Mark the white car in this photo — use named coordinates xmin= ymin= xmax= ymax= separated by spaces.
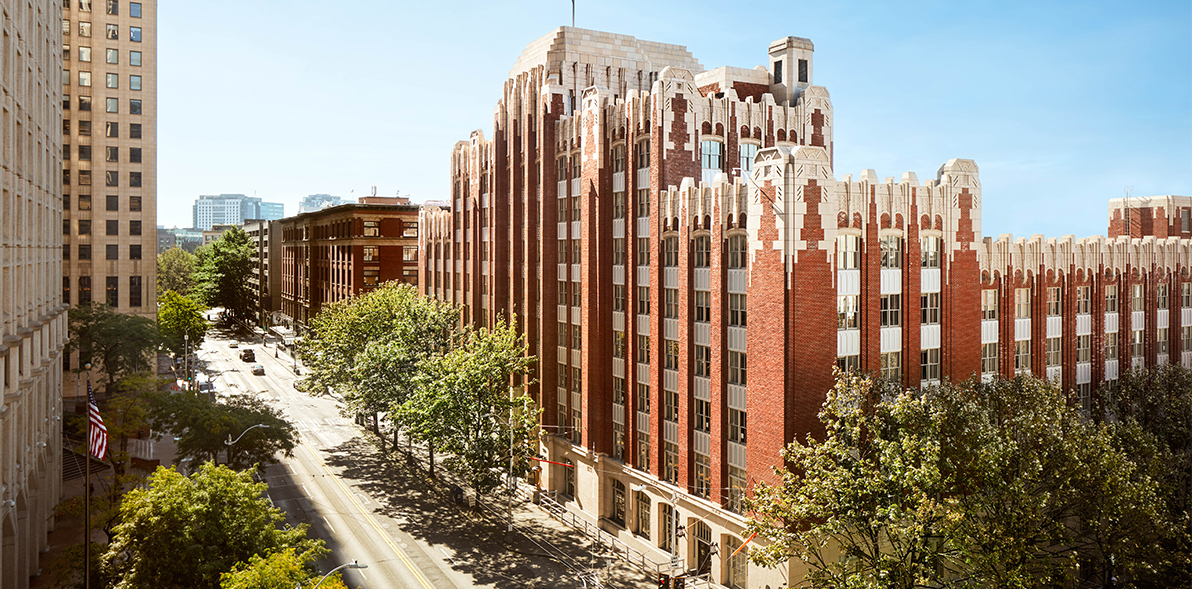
xmin=251 ymin=364 xmax=265 ymax=376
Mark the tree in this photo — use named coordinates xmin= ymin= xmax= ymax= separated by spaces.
xmin=68 ymin=303 xmax=163 ymax=394
xmin=158 ymin=246 xmax=197 ymax=296
xmin=400 ymin=316 xmax=539 ymax=496
xmin=746 ymin=373 xmax=1169 ymax=589
xmin=158 ymin=290 xmax=209 ymax=358
xmin=151 ymin=392 xmax=298 ymax=469
xmin=193 ymin=226 xmax=256 ymax=320
xmin=299 ymin=282 xmax=458 ymax=451
xmin=102 ymin=463 xmax=324 ymax=589
xmin=220 ymin=548 xmax=348 ymax=589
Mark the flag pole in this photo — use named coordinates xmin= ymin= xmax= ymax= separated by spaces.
xmin=84 ymin=364 xmax=91 ymax=589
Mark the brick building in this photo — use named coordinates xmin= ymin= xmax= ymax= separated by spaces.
xmin=420 ymin=27 xmax=1189 ymax=588
xmin=277 ymin=197 xmax=420 ymax=330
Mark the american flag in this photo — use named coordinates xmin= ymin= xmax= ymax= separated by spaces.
xmin=87 ymin=378 xmax=107 ymax=460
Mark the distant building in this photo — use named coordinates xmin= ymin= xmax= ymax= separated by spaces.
xmin=202 ymin=224 xmax=234 ymax=245
xmin=192 ymin=194 xmax=284 ymax=230
xmin=298 ymin=193 xmax=354 ymax=213
xmin=243 ymin=220 xmax=281 ymax=326
xmin=277 ymin=198 xmax=420 ymax=329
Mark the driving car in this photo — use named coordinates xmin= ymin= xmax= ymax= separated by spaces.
xmin=250 ymin=364 xmax=265 ymax=376
xmin=240 ymin=348 xmax=255 ymax=362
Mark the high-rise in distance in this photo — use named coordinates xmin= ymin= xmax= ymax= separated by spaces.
xmin=60 ymin=0 xmax=155 ymax=326
xmin=421 ymin=27 xmax=1190 ymax=587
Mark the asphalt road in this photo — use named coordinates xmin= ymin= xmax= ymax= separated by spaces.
xmin=196 ymin=330 xmax=462 ymax=589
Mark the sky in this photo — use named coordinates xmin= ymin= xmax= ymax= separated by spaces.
xmin=158 ymin=0 xmax=1191 ymax=238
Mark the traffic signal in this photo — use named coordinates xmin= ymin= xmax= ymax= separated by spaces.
xmin=657 ymin=572 xmax=670 ymax=589
xmin=673 ymin=576 xmax=686 ymax=589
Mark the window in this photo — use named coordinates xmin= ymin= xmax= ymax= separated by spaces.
xmin=362 ymin=269 xmax=380 ymax=287
xmin=64 ymin=276 xmax=71 ymax=303
xmin=106 ymin=276 xmax=119 ymax=306
xmin=129 ymin=26 xmax=141 ymax=42
xmin=881 ymin=351 xmax=901 ymax=381
xmin=62 ymin=68 xmax=70 ymax=86
xmin=78 ymin=46 xmax=91 ymax=62
xmin=727 ymin=466 xmax=747 ymax=515
xmin=739 ymin=143 xmax=758 ymax=174
xmin=402 ymin=245 xmax=418 ymax=262
xmin=921 ymin=348 xmax=941 ymax=381
xmin=563 ymin=459 xmax=575 ymax=497
xmin=130 ymin=148 xmax=142 ymax=163
xmin=1015 ymin=288 xmax=1032 ymax=319
xmin=129 ymin=245 xmax=142 ymax=260
xmin=1132 ymin=284 xmax=1144 ymax=312
xmin=728 ymin=293 xmax=747 ymax=327
xmin=105 ymin=171 xmax=118 ymax=187
xmin=79 ymin=21 xmax=91 ymax=37
xmin=64 ymin=92 xmax=71 ymax=110
xmin=637 ymin=286 xmax=650 ymax=315
xmin=637 ymin=334 xmax=650 ymax=364
xmin=663 ymin=443 xmax=679 ymax=485
xmin=981 ymin=343 xmax=998 ymax=374
xmin=880 ymin=235 xmax=903 ymax=268
xmin=106 ymin=48 xmax=117 ymax=64
xmin=106 ymin=146 xmax=119 ymax=162
xmin=1105 ymin=285 xmax=1119 ymax=313
xmin=130 ymin=51 xmax=141 ymax=66
xmin=1076 ymin=334 xmax=1091 ymax=363
xmin=612 ymin=144 xmax=625 ymax=173
xmin=106 ymin=72 xmax=118 ymax=88
xmin=694 ymin=345 xmax=711 ymax=378
xmin=402 ymin=221 xmax=418 ymax=238
xmin=572 ymin=324 xmax=582 ymax=350
xmin=660 ymin=502 xmax=679 ymax=552
xmin=636 ymin=237 xmax=649 ymax=266
xmin=79 ymin=196 xmax=92 ymax=211
xmin=63 ymin=20 xmax=71 ymax=35
xmin=774 ymin=59 xmax=783 ymax=84
xmin=1015 ymin=340 xmax=1031 ymax=372
xmin=105 ymin=23 xmax=118 ymax=40
xmin=612 ymin=284 xmax=625 ymax=313
xmin=106 ymin=244 xmax=118 ymax=260
xmin=1183 ymin=326 xmax=1192 ymax=352
xmin=726 ymin=535 xmax=748 ymax=589
xmin=105 ymin=97 xmax=117 ymax=112
xmin=613 ymin=421 xmax=625 ymax=461
xmin=79 ymin=245 xmax=91 ymax=260
xmin=663 ymin=236 xmax=678 ymax=267
xmin=1047 ymin=287 xmax=1061 ymax=316
xmin=921 ymin=292 xmax=940 ymax=325
xmin=130 ymin=2 xmax=141 ymax=17
xmin=105 ymin=121 xmax=118 ymax=138
xmin=130 ymin=75 xmax=141 ymax=90
xmin=664 ymin=288 xmax=678 ymax=319
xmin=1069 ymin=285 xmax=1089 ymax=314
xmin=130 ymin=123 xmax=142 ymax=139
xmin=1046 ymin=337 xmax=1061 ymax=367
xmin=611 ymin=238 xmax=625 ymax=266
xmin=1158 ymin=284 xmax=1170 ymax=310
xmin=880 ymin=294 xmax=901 ymax=327
xmin=693 ymin=236 xmax=711 ymax=268
xmin=921 ymin=236 xmax=942 ymax=268
xmin=837 ymin=294 xmax=859 ymax=329
xmin=728 ymin=407 xmax=746 ymax=444
xmin=130 ymin=99 xmax=142 ymax=115
xmin=363 ymin=220 xmax=379 ymax=236
xmin=78 ymin=145 xmax=91 ymax=161
xmin=1105 ymin=332 xmax=1119 ymax=360
xmin=836 ymin=234 xmax=860 ymax=269
xmin=636 ymin=188 xmax=650 ymax=218
xmin=612 ymin=331 xmax=626 ymax=359
xmin=106 ymin=219 xmax=118 ymax=235
xmin=79 ymin=276 xmax=92 ymax=304
xmin=700 ymin=140 xmax=723 ymax=171
xmin=1132 ymin=330 xmax=1144 ymax=358
xmin=105 ymin=0 xmax=117 ymax=15
xmin=129 ymin=220 xmax=141 ymax=235
xmin=798 ymin=58 xmax=809 ymax=83
xmin=982 ymin=289 xmax=998 ymax=320
xmin=694 ymin=290 xmax=711 ymax=322
xmin=694 ymin=397 xmax=711 ymax=432
xmin=634 ymin=491 xmax=650 ymax=539
xmin=636 ymin=139 xmax=650 ymax=169
xmin=613 ymin=191 xmax=626 ymax=219
xmin=79 ymin=217 xmax=93 ymax=234
xmin=728 ymin=351 xmax=746 ymax=385
xmin=728 ymin=234 xmax=748 ymax=269
xmin=610 ymin=480 xmax=626 ymax=527
xmin=637 ymin=382 xmax=651 ymax=413
xmin=78 ymin=71 xmax=91 ymax=86
xmin=129 ymin=195 xmax=141 ymax=211
xmin=80 ymin=0 xmax=92 ymax=12
xmin=694 ymin=455 xmax=711 ymax=499
xmin=1158 ymin=328 xmax=1169 ymax=355
xmin=1184 ymin=283 xmax=1192 ymax=309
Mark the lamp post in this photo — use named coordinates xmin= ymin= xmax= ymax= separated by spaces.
xmin=634 ymin=483 xmax=683 ymax=573
xmin=307 ymin=560 xmax=367 ymax=589
xmin=224 ymin=424 xmax=269 ymax=467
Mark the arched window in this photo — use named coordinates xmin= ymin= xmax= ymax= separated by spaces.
xmin=727 ymin=235 xmax=748 ymax=269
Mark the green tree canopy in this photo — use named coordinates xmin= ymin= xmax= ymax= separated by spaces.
xmin=193 ymin=226 xmax=256 ymax=320
xmin=219 ymin=547 xmax=347 ymax=589
xmin=102 ymin=463 xmax=324 ymax=589
xmin=151 ymin=392 xmax=298 ymax=470
xmin=158 ymin=246 xmax=197 ymax=296
xmin=158 ymin=290 xmax=209 ymax=358
xmin=746 ymin=373 xmax=1174 ymax=589
xmin=68 ymin=302 xmax=163 ymax=394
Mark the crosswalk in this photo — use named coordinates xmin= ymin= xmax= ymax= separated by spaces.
xmin=291 ymin=417 xmax=353 ymax=432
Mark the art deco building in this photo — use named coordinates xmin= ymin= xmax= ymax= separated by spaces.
xmin=60 ymin=0 xmax=156 ymax=328
xmin=1 ymin=1 xmax=70 ymax=586
xmin=421 ymin=27 xmax=1190 ymax=587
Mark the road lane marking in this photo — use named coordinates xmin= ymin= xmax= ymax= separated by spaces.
xmin=323 ymin=516 xmax=336 ymax=533
xmin=300 ymin=440 xmax=434 ymax=589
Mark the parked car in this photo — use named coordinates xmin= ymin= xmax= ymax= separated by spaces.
xmin=240 ymin=348 xmax=255 ymax=362
xmin=228 ymin=342 xmax=239 ymax=349
xmin=250 ymin=364 xmax=265 ymax=376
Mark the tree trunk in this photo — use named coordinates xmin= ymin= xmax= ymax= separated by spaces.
xmin=428 ymin=442 xmax=435 ymax=478
xmin=393 ymin=425 xmax=400 ymax=453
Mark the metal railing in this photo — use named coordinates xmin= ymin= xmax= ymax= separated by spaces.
xmin=536 ymin=492 xmax=669 ymax=577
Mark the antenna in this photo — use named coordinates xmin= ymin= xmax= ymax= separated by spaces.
xmin=370 ymin=186 xmax=377 ymax=197
xmin=571 ymin=0 xmax=575 ymax=27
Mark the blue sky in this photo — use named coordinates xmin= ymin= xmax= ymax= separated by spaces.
xmin=158 ymin=0 xmax=1190 ymax=238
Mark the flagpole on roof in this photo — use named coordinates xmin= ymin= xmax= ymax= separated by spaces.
xmin=84 ymin=364 xmax=91 ymax=589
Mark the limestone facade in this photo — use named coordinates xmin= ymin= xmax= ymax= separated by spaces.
xmin=1 ymin=0 xmax=69 ymax=587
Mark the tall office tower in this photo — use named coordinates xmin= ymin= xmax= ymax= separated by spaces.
xmin=60 ymin=0 xmax=157 ymax=328
xmin=1 ymin=1 xmax=70 ymax=586
xmin=192 ymin=194 xmax=285 ymax=230
xmin=423 ymin=27 xmax=1190 ymax=586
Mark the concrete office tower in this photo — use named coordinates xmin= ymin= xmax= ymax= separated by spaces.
xmin=423 ymin=27 xmax=1190 ymax=586
xmin=1 ymin=1 xmax=70 ymax=586
xmin=60 ymin=0 xmax=157 ymax=323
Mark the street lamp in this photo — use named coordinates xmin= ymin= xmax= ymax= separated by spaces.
xmin=633 ymin=483 xmax=684 ymax=572
xmin=306 ymin=560 xmax=367 ymax=589
xmin=224 ymin=424 xmax=269 ymax=467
